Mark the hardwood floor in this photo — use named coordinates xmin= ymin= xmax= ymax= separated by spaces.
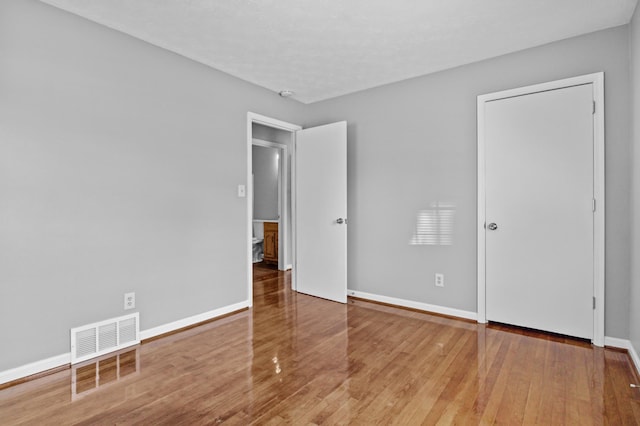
xmin=1 ymin=268 xmax=639 ymax=424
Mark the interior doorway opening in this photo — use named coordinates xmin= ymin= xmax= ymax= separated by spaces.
xmin=252 ymin=140 xmax=287 ymax=269
xmin=247 ymin=113 xmax=301 ymax=306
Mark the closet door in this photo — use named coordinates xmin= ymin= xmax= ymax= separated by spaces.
xmin=483 ymin=84 xmax=594 ymax=339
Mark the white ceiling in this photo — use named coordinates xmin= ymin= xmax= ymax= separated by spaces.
xmin=40 ymin=0 xmax=638 ymax=104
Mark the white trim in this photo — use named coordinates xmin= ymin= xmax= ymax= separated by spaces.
xmin=630 ymin=343 xmax=640 ymax=378
xmin=252 ymin=138 xmax=288 ymax=270
xmin=252 ymin=139 xmax=286 ymax=149
xmin=0 ymin=353 xmax=70 ymax=386
xmin=477 ymin=72 xmax=605 ymax=346
xmin=604 ymin=337 xmax=640 ymax=377
xmin=291 ymin=131 xmax=298 ymax=291
xmin=249 ymin=112 xmax=302 ymax=133
xmin=592 ymin=73 xmax=606 ymax=347
xmin=477 ymin=93 xmax=487 ymax=324
xmin=604 ymin=336 xmax=632 ymax=349
xmin=139 ymin=300 xmax=250 ymax=340
xmin=348 ymin=289 xmax=477 ymax=321
xmin=0 ymin=300 xmax=250 ymax=386
xmin=247 ymin=113 xmax=301 ymax=304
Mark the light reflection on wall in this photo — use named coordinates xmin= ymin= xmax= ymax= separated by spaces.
xmin=410 ymin=202 xmax=456 ymax=246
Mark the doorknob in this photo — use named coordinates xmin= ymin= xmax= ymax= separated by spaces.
xmin=336 ymin=218 xmax=346 ymax=224
xmin=487 ymin=223 xmax=498 ymax=230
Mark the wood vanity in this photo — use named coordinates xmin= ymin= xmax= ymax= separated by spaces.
xmin=263 ymin=222 xmax=278 ymax=264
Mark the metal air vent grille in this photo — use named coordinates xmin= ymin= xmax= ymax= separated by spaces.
xmin=70 ymin=313 xmax=140 ymax=364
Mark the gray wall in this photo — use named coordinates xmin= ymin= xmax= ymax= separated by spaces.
xmin=303 ymin=26 xmax=631 ymax=338
xmin=252 ymin=145 xmax=279 ymax=220
xmin=629 ymin=5 xmax=640 ymax=357
xmin=1 ymin=0 xmax=636 ymax=375
xmin=0 ymin=0 xmax=302 ymax=371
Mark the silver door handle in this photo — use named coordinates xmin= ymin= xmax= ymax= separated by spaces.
xmin=336 ymin=218 xmax=346 ymax=224
xmin=487 ymin=223 xmax=498 ymax=230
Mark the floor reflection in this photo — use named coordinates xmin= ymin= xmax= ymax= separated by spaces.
xmin=0 ymin=267 xmax=638 ymax=424
xmin=71 ymin=347 xmax=139 ymax=400
xmin=250 ymin=262 xmax=350 ymax=422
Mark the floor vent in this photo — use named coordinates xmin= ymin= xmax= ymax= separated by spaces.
xmin=70 ymin=313 xmax=140 ymax=364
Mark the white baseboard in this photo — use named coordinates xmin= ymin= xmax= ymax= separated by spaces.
xmin=630 ymin=343 xmax=640 ymax=378
xmin=348 ymin=289 xmax=477 ymax=321
xmin=346 ymin=291 xmax=639 ymax=374
xmin=605 ymin=336 xmax=640 ymax=377
xmin=0 ymin=300 xmax=250 ymax=386
xmin=604 ymin=336 xmax=630 ymax=349
xmin=0 ymin=353 xmax=70 ymax=386
xmin=139 ymin=300 xmax=250 ymax=340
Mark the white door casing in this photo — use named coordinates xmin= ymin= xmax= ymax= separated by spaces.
xmin=294 ymin=121 xmax=348 ymax=303
xmin=247 ymin=113 xmax=301 ymax=307
xmin=477 ymin=73 xmax=605 ymax=346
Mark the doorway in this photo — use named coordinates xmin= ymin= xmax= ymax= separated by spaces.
xmin=246 ymin=113 xmax=349 ymax=306
xmin=477 ymin=73 xmax=605 ymax=346
xmin=252 ymin=140 xmax=288 ymax=270
xmin=247 ymin=113 xmax=301 ymax=307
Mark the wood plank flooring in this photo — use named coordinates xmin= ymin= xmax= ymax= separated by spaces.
xmin=1 ymin=265 xmax=639 ymax=424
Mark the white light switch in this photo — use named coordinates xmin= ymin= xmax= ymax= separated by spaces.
xmin=237 ymin=184 xmax=246 ymax=198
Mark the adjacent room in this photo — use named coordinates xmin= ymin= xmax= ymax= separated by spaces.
xmin=1 ymin=0 xmax=640 ymax=423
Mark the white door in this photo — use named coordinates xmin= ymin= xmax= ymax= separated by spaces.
xmin=484 ymin=84 xmax=594 ymax=339
xmin=294 ymin=121 xmax=347 ymax=303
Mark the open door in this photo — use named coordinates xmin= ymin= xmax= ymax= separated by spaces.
xmin=294 ymin=121 xmax=347 ymax=303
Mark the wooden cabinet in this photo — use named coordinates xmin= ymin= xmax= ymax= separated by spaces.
xmin=263 ymin=222 xmax=278 ymax=264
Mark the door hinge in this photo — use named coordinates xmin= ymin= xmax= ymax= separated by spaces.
xmin=592 ymin=198 xmax=596 ymax=212
xmin=593 ymin=101 xmax=596 ymax=114
xmin=593 ymin=297 xmax=596 ymax=309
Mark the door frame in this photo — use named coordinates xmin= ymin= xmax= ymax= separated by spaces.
xmin=476 ymin=72 xmax=605 ymax=346
xmin=247 ymin=112 xmax=301 ymax=306
xmin=252 ymin=138 xmax=288 ymax=270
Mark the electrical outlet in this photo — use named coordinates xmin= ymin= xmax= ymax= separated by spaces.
xmin=124 ymin=292 xmax=135 ymax=310
xmin=435 ymin=273 xmax=444 ymax=287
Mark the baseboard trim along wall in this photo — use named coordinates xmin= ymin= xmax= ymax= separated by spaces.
xmin=3 ymin=298 xmax=638 ymax=386
xmin=347 ymin=289 xmax=478 ymax=321
xmin=605 ymin=337 xmax=640 ymax=376
xmin=0 ymin=300 xmax=251 ymax=386
xmin=347 ymin=290 xmax=640 ymax=377
xmin=139 ymin=300 xmax=250 ymax=341
xmin=0 ymin=353 xmax=71 ymax=387
xmin=632 ymin=344 xmax=640 ymax=378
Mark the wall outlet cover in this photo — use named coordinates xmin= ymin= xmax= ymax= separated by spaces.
xmin=124 ymin=292 xmax=135 ymax=310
